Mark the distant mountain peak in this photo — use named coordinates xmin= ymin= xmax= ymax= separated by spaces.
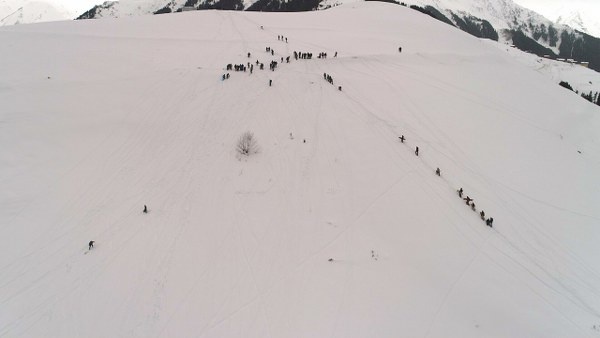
xmin=556 ymin=10 xmax=588 ymax=35
xmin=0 ymin=0 xmax=72 ymax=25
xmin=538 ymin=3 xmax=600 ymax=39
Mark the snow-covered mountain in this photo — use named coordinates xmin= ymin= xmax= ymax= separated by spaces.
xmin=0 ymin=0 xmax=71 ymax=25
xmin=554 ymin=8 xmax=600 ymax=39
xmin=2 ymin=2 xmax=600 ymax=337
xmin=556 ymin=11 xmax=586 ymax=34
xmin=511 ymin=1 xmax=600 ymax=39
xmin=77 ymin=0 xmax=189 ymax=19
xmin=412 ymin=0 xmax=544 ymax=31
xmin=404 ymin=0 xmax=600 ymax=70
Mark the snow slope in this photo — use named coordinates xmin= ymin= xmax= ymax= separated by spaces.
xmin=487 ymin=40 xmax=600 ymax=96
xmin=1 ymin=3 xmax=600 ymax=337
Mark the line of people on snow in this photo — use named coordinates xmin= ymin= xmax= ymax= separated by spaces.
xmin=317 ymin=51 xmax=338 ymax=58
xmin=294 ymin=51 xmax=313 ymax=60
xmin=277 ymin=35 xmax=288 ymax=43
xmin=399 ymin=134 xmax=494 ymax=229
xmin=458 ymin=188 xmax=494 ymax=227
xmin=398 ymin=136 xmax=418 ymax=156
xmin=89 ymin=205 xmax=148 ymax=250
xmin=323 ymin=73 xmax=342 ymax=91
xmin=227 ymin=63 xmax=248 ymax=72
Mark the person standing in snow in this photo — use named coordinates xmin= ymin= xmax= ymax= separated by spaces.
xmin=89 ymin=241 xmax=95 ymax=250
xmin=415 ymin=146 xmax=419 ymax=156
xmin=143 ymin=205 xmax=148 ymax=213
xmin=269 ymin=79 xmax=272 ymax=86
xmin=435 ymin=168 xmax=441 ymax=176
xmin=458 ymin=188 xmax=463 ymax=198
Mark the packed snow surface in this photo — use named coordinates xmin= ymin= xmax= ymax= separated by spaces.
xmin=486 ymin=40 xmax=600 ymax=95
xmin=1 ymin=3 xmax=600 ymax=337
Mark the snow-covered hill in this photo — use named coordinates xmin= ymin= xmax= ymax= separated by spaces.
xmin=487 ymin=40 xmax=600 ymax=97
xmin=2 ymin=3 xmax=600 ymax=337
xmin=0 ymin=0 xmax=71 ymax=25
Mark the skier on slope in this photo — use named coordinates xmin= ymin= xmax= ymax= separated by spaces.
xmin=435 ymin=168 xmax=441 ymax=176
xmin=89 ymin=241 xmax=95 ymax=250
xmin=143 ymin=205 xmax=148 ymax=213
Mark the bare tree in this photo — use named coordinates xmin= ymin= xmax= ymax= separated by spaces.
xmin=236 ymin=131 xmax=258 ymax=156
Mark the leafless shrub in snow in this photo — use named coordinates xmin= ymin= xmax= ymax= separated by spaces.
xmin=236 ymin=131 xmax=259 ymax=156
